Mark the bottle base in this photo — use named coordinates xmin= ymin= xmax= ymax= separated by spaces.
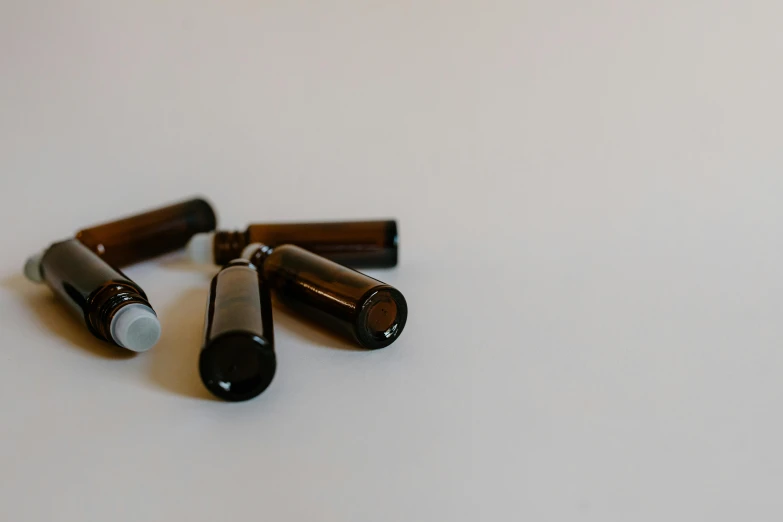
xmin=199 ymin=332 xmax=276 ymax=401
xmin=354 ymin=287 xmax=408 ymax=349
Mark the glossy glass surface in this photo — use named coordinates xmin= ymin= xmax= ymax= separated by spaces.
xmin=39 ymin=239 xmax=153 ymax=344
xmin=200 ymin=260 xmax=275 ymax=401
xmin=200 ymin=334 xmax=276 ymax=402
xmin=76 ymin=197 xmax=217 ymax=267
xmin=252 ymin=244 xmax=407 ymax=349
xmin=212 ymin=219 xmax=398 ymax=268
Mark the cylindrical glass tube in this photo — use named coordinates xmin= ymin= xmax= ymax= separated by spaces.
xmin=245 ymin=243 xmax=407 ymax=349
xmin=76 ymin=197 xmax=217 ymax=267
xmin=189 ymin=219 xmax=397 ymax=268
xmin=200 ymin=259 xmax=275 ymax=401
xmin=25 ymin=239 xmax=161 ymax=352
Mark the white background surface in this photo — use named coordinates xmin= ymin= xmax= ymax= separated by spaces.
xmin=1 ymin=1 xmax=783 ymax=520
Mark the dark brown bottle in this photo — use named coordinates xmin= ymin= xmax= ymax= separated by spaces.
xmin=76 ymin=197 xmax=217 ymax=267
xmin=200 ymin=258 xmax=275 ymax=401
xmin=24 ymin=239 xmax=161 ymax=352
xmin=244 ymin=243 xmax=407 ymax=350
xmin=188 ymin=219 xmax=397 ymax=269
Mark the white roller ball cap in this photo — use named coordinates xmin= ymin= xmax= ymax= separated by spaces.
xmin=110 ymin=304 xmax=161 ymax=353
xmin=187 ymin=232 xmax=215 ymax=264
xmin=24 ymin=252 xmax=45 ymax=283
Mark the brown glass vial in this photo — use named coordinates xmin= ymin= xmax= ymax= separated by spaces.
xmin=188 ymin=219 xmax=397 ymax=269
xmin=200 ymin=259 xmax=276 ymax=401
xmin=24 ymin=239 xmax=161 ymax=352
xmin=244 ymin=243 xmax=407 ymax=350
xmin=76 ymin=197 xmax=217 ymax=267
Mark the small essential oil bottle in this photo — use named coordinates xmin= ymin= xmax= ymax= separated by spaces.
xmin=76 ymin=197 xmax=217 ymax=267
xmin=200 ymin=258 xmax=276 ymax=401
xmin=188 ymin=219 xmax=398 ymax=269
xmin=24 ymin=239 xmax=161 ymax=352
xmin=243 ymin=243 xmax=407 ymax=350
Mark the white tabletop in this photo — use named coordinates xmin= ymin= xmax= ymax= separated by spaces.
xmin=2 ymin=1 xmax=783 ymax=520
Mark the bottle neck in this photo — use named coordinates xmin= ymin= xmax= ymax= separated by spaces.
xmin=213 ymin=230 xmax=249 ymax=265
xmin=87 ymin=283 xmax=152 ymax=343
xmin=241 ymin=243 xmax=274 ymax=268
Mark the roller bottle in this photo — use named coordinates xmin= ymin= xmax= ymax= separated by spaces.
xmin=200 ymin=258 xmax=275 ymax=401
xmin=76 ymin=197 xmax=217 ymax=267
xmin=188 ymin=219 xmax=397 ymax=269
xmin=243 ymin=243 xmax=407 ymax=350
xmin=24 ymin=239 xmax=161 ymax=352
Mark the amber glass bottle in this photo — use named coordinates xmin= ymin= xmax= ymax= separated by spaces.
xmin=244 ymin=243 xmax=407 ymax=349
xmin=200 ymin=259 xmax=275 ymax=401
xmin=189 ymin=219 xmax=397 ymax=268
xmin=24 ymin=239 xmax=161 ymax=352
xmin=76 ymin=197 xmax=217 ymax=267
